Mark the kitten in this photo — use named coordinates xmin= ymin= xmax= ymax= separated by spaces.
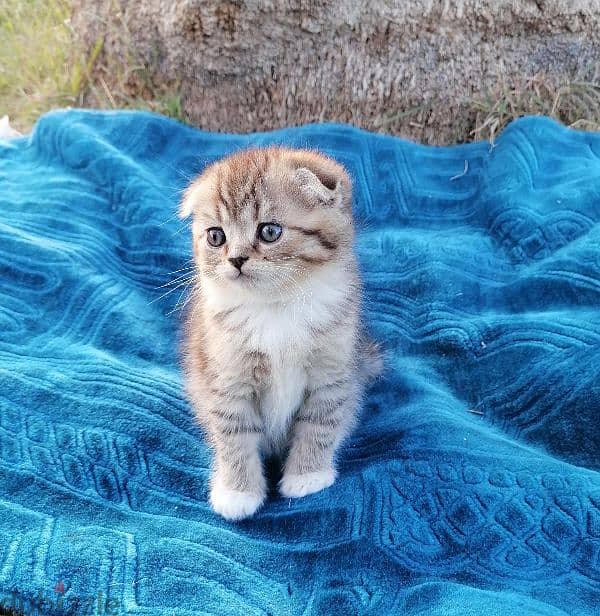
xmin=179 ymin=147 xmax=380 ymax=521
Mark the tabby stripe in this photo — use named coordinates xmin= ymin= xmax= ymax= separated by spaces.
xmin=312 ymin=395 xmax=349 ymax=414
xmin=296 ymin=415 xmax=343 ymax=429
xmin=207 ymin=388 xmax=249 ymax=401
xmin=253 ymin=183 xmax=260 ymax=220
xmin=296 ymin=400 xmax=347 ymax=427
xmin=213 ymin=419 xmax=262 ymax=435
xmin=289 ymin=226 xmax=338 ymax=251
xmin=220 ymin=424 xmax=262 ymax=435
xmin=313 ymin=436 xmax=337 ymax=449
xmin=212 ymin=307 xmax=238 ymax=324
xmin=235 ymin=177 xmax=258 ymax=214
xmin=217 ymin=178 xmax=229 ymax=209
xmin=311 ymin=379 xmax=351 ymax=394
xmin=297 ymin=254 xmax=329 ymax=265
xmin=208 ymin=407 xmax=259 ymax=425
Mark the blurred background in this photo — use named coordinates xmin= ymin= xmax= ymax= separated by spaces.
xmin=2 ymin=0 xmax=599 ymax=143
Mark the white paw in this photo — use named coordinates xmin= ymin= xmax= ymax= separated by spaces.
xmin=209 ymin=481 xmax=265 ymax=521
xmin=279 ymin=468 xmax=337 ymax=498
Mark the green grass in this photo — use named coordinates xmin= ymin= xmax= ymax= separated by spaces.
xmin=1 ymin=0 xmax=599 ymax=140
xmin=0 ymin=0 xmax=84 ymax=132
xmin=0 ymin=0 xmax=184 ymax=132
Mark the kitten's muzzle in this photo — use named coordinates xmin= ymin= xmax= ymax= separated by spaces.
xmin=229 ymin=256 xmax=249 ymax=272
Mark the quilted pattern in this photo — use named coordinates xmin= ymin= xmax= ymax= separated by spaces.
xmin=0 ymin=110 xmax=599 ymax=615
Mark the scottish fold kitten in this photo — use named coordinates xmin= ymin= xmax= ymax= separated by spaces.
xmin=179 ymin=147 xmax=380 ymax=520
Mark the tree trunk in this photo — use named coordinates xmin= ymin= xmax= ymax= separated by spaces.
xmin=72 ymin=0 xmax=600 ymax=144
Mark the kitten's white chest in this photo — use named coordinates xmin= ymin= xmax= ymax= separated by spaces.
xmin=260 ymin=350 xmax=307 ymax=451
xmin=204 ymin=269 xmax=351 ymax=451
xmin=244 ymin=305 xmax=311 ymax=451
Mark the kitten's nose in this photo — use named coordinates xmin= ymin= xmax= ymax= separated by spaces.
xmin=228 ymin=256 xmax=249 ymax=271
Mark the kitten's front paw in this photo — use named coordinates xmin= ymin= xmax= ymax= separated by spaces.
xmin=209 ymin=481 xmax=265 ymax=521
xmin=279 ymin=468 xmax=337 ymax=498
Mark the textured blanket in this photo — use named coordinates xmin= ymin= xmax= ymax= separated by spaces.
xmin=0 ymin=110 xmax=599 ymax=616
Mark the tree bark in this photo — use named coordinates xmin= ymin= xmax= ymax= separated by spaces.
xmin=72 ymin=0 xmax=600 ymax=144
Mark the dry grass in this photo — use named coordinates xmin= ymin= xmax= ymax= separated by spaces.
xmin=471 ymin=67 xmax=600 ymax=143
xmin=375 ymin=67 xmax=600 ymax=143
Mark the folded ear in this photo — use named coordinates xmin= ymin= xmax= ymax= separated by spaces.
xmin=287 ymin=150 xmax=352 ymax=208
xmin=178 ymin=167 xmax=216 ymax=218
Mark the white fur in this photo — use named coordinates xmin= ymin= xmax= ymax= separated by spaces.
xmin=209 ymin=477 xmax=265 ymax=521
xmin=203 ymin=262 xmax=354 ymax=452
xmin=202 ymin=260 xmax=352 ymax=330
xmin=279 ymin=469 xmax=337 ymax=498
xmin=260 ymin=353 xmax=307 ymax=452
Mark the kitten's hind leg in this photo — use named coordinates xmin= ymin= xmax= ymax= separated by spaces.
xmin=279 ymin=379 xmax=359 ymax=498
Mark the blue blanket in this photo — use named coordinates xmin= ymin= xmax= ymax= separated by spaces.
xmin=0 ymin=110 xmax=599 ymax=616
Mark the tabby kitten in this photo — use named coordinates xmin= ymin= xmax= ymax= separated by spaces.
xmin=179 ymin=147 xmax=380 ymax=521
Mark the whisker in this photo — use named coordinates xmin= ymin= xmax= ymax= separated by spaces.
xmin=156 ymin=211 xmax=182 ymax=228
xmin=171 ymin=221 xmax=193 ymax=237
xmin=166 ymin=282 xmax=196 ymax=316
xmin=160 ymin=260 xmax=196 ymax=277
xmin=185 ymin=285 xmax=204 ymax=324
xmin=156 ymin=270 xmax=195 ymax=289
xmin=257 ymin=264 xmax=309 ymax=323
xmin=149 ymin=278 xmax=194 ymax=305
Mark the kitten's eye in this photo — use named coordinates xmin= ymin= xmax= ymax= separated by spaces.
xmin=258 ymin=223 xmax=282 ymax=243
xmin=207 ymin=227 xmax=226 ymax=247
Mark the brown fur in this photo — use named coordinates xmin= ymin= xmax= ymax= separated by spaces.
xmin=179 ymin=147 xmax=380 ymax=520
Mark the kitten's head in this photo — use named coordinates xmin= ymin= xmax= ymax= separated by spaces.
xmin=180 ymin=147 xmax=354 ymax=297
